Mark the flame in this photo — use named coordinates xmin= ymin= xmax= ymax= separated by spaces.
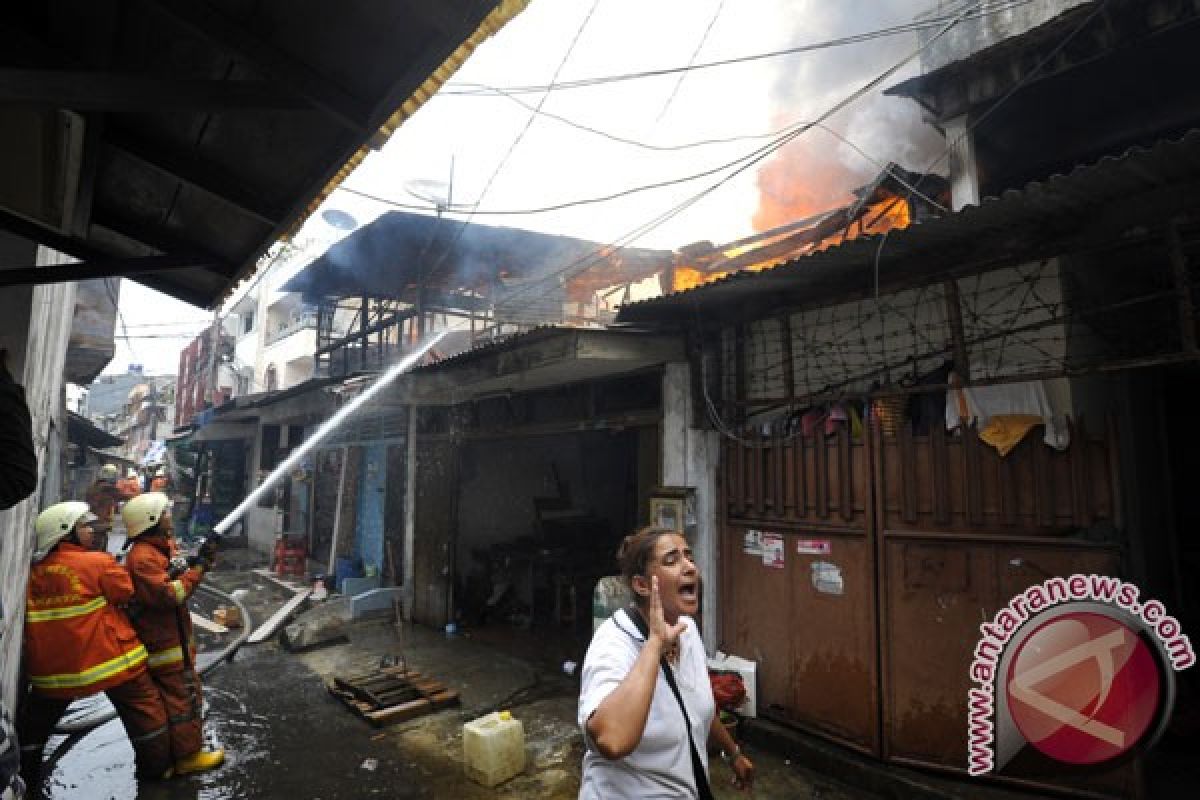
xmin=753 ymin=133 xmax=866 ymax=232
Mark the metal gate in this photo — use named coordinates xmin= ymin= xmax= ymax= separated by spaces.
xmin=720 ymin=416 xmax=1127 ymax=791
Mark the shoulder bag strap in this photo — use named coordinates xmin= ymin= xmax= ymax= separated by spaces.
xmin=625 ymin=606 xmax=715 ymax=800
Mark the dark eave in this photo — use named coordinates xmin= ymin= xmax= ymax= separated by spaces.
xmin=0 ymin=0 xmax=529 ymax=308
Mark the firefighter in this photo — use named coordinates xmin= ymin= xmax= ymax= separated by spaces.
xmin=18 ymin=501 xmax=173 ymax=788
xmin=85 ymin=463 xmax=137 ymax=549
xmin=121 ymin=493 xmax=225 ymax=775
xmin=117 ymin=469 xmax=143 ymax=500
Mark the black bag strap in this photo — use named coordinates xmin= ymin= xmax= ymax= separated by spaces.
xmin=625 ymin=606 xmax=715 ymax=800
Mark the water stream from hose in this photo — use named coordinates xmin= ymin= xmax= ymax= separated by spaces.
xmin=212 ymin=330 xmax=448 ymax=537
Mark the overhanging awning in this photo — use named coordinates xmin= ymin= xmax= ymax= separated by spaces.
xmin=0 ymin=0 xmax=529 ymax=308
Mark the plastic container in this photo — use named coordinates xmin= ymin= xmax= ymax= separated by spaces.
xmin=334 ymin=557 xmax=362 ymax=591
xmin=463 ymin=710 xmax=525 ymax=787
xmin=592 ymin=576 xmax=633 ymax=633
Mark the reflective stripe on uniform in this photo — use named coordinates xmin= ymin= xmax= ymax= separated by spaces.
xmin=147 ymin=645 xmax=184 ymax=669
xmin=28 ymin=644 xmax=147 ymax=691
xmin=171 ymin=580 xmax=186 ymax=604
xmin=129 ymin=724 xmax=169 ymax=743
xmin=25 ymin=596 xmax=107 ymax=623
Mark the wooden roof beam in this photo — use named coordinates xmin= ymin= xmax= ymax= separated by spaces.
xmin=146 ymin=0 xmax=373 ymax=133
xmin=0 ymin=253 xmax=224 ymax=287
xmin=0 ymin=69 xmax=308 ymax=111
xmin=90 ymin=212 xmax=239 ymax=277
xmin=104 ymin=129 xmax=286 ymax=226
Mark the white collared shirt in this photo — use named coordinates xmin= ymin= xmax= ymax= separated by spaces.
xmin=577 ymin=609 xmax=714 ymax=799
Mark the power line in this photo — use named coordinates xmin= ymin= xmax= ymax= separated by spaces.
xmin=655 ymin=0 xmax=725 ymax=121
xmin=442 ymin=0 xmax=1034 ymax=96
xmin=870 ymin=0 xmax=1112 ymax=298
xmin=420 ymin=0 xmax=603 ymax=290
xmin=339 ymin=114 xmax=947 ymax=217
xmin=493 ymin=0 xmax=986 ymax=311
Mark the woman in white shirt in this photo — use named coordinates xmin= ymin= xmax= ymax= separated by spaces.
xmin=578 ymin=527 xmax=754 ymax=798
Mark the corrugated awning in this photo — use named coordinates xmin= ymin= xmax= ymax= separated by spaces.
xmin=0 ymin=0 xmax=529 ymax=308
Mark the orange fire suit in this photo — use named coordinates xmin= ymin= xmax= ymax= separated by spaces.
xmin=85 ymin=478 xmax=136 ymax=533
xmin=18 ymin=542 xmax=172 ymax=785
xmin=125 ymin=534 xmax=207 ymax=759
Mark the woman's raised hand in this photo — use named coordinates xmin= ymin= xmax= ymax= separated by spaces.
xmin=647 ymin=575 xmax=687 ymax=648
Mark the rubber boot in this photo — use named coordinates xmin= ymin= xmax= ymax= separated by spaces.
xmin=174 ymin=748 xmax=225 ymax=775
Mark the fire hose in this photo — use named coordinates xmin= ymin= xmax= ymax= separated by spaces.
xmin=50 ymin=581 xmax=251 ymax=736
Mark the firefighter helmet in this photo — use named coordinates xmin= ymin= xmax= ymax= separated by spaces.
xmin=34 ymin=501 xmax=97 ymax=562
xmin=122 ymin=492 xmax=172 ymax=539
xmin=99 ymin=464 xmax=119 ymax=481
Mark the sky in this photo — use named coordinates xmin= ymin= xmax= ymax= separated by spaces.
xmin=104 ymin=0 xmax=949 ymax=376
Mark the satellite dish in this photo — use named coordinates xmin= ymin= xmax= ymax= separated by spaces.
xmin=404 ymin=179 xmax=452 ymax=209
xmin=321 ymin=209 xmax=359 ymax=231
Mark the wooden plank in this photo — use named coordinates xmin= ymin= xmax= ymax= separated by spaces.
xmin=796 ymin=435 xmax=808 ymax=518
xmin=247 ymin=589 xmax=312 ymax=644
xmin=839 ymin=426 xmax=853 ymax=521
xmin=190 ymin=611 xmax=228 ymax=634
xmin=964 ymin=430 xmax=984 ymax=527
xmin=771 ymin=437 xmax=783 ymax=512
xmin=1033 ymin=429 xmax=1054 ymax=528
xmin=899 ymin=424 xmax=917 ymax=525
xmin=1071 ymin=418 xmax=1093 ymax=527
xmin=361 ymin=689 xmax=460 ymax=726
xmin=815 ymin=435 xmax=829 ymax=519
xmin=782 ymin=439 xmax=795 ymax=516
xmin=999 ymin=446 xmax=1018 ymax=526
xmin=931 ymin=424 xmax=950 ymax=525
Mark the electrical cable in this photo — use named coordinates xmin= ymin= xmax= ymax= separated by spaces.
xmin=338 ymin=116 xmax=948 ymax=217
xmin=654 ymin=0 xmax=725 ymax=121
xmin=493 ymin=0 xmax=985 ymax=312
xmin=419 ymin=0 xmax=603 ymax=291
xmin=871 ymin=0 xmax=1111 ymax=297
xmin=442 ymin=0 xmax=1035 ymax=96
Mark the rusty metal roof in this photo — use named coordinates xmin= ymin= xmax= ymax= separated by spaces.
xmin=616 ymin=129 xmax=1200 ymax=327
xmin=0 ymin=0 xmax=528 ymax=308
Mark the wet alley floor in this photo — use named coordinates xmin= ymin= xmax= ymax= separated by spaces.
xmin=34 ymin=553 xmax=879 ymax=800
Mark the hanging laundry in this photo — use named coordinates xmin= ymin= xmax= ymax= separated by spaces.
xmin=977 ymin=414 xmax=1044 ymax=456
xmin=945 ymin=380 xmax=1070 ymax=454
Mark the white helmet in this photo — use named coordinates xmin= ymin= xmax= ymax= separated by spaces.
xmin=34 ymin=502 xmax=96 ymax=562
xmin=121 ymin=492 xmax=172 ymax=539
xmin=99 ymin=464 xmax=119 ymax=481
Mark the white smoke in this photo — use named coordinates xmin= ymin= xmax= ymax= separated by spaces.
xmin=754 ymin=0 xmax=947 ymax=228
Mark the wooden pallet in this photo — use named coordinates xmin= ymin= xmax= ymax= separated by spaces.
xmin=327 ymin=665 xmax=459 ymax=726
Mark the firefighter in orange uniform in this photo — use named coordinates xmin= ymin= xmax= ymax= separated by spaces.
xmin=117 ymin=468 xmax=143 ymax=500
xmin=86 ymin=463 xmax=137 ymax=548
xmin=18 ymin=501 xmax=173 ymax=788
xmin=150 ymin=467 xmax=169 ymax=493
xmin=121 ymin=493 xmax=225 ymax=775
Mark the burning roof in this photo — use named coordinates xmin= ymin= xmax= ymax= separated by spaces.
xmin=668 ymin=165 xmax=948 ymax=293
xmin=283 ymin=210 xmax=674 ymax=307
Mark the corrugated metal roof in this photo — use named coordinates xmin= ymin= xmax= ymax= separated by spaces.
xmin=410 ymin=325 xmax=588 ymax=372
xmin=616 ymin=129 xmax=1200 ymax=326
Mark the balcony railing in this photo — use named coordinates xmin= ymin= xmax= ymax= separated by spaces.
xmin=265 ymin=310 xmax=318 ymax=346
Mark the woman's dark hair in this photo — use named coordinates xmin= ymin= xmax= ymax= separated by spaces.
xmin=616 ymin=526 xmax=676 ymax=590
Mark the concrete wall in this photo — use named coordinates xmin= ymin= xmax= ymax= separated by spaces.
xmin=917 ymin=0 xmax=1090 ymax=73
xmin=0 ymin=244 xmax=76 ymax=709
xmin=661 ymin=363 xmax=721 ymax=652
